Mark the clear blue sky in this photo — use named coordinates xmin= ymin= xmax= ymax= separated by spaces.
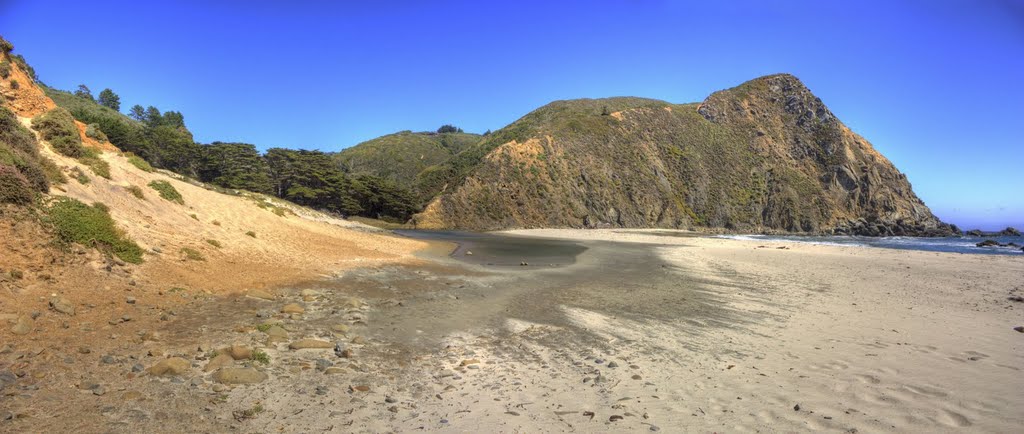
xmin=2 ymin=0 xmax=1021 ymax=230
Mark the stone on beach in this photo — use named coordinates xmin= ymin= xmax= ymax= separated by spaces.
xmin=147 ymin=357 xmax=190 ymax=376
xmin=289 ymin=339 xmax=333 ymax=350
xmin=281 ymin=303 xmax=305 ymax=314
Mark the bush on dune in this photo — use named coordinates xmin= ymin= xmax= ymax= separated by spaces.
xmin=32 ymin=107 xmax=85 ymax=158
xmin=46 ymin=197 xmax=144 ymax=264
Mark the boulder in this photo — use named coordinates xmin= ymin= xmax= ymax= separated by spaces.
xmin=999 ymin=227 xmax=1021 ymax=237
xmin=203 ymin=354 xmax=234 ymax=372
xmin=965 ymin=229 xmax=984 ymax=237
xmin=220 ymin=344 xmax=252 ymax=360
xmin=10 ymin=316 xmax=32 ymax=335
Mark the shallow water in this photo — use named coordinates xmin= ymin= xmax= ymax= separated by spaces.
xmin=715 ymin=234 xmax=1024 ymax=256
xmin=394 ymin=230 xmax=588 ymax=267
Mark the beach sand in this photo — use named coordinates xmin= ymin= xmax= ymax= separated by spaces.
xmin=2 ymin=229 xmax=1021 ymax=433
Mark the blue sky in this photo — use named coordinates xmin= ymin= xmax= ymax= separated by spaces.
xmin=1 ymin=0 xmax=1021 ymax=230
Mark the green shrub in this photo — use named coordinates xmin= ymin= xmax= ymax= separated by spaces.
xmin=70 ymin=167 xmax=90 ymax=184
xmin=256 ymin=322 xmax=280 ymax=332
xmin=79 ymin=149 xmax=110 ymax=179
xmin=148 ymin=180 xmax=183 ymax=204
xmin=206 ymin=239 xmax=222 ymax=248
xmin=180 ymin=247 xmax=204 ymax=261
xmin=32 ymin=107 xmax=84 ymax=158
xmin=126 ymin=185 xmax=144 ymax=199
xmin=9 ymin=79 xmax=18 ymax=90
xmin=85 ymin=124 xmax=108 ymax=142
xmin=250 ymin=349 xmax=270 ymax=365
xmin=40 ymin=157 xmax=65 ymax=185
xmin=126 ymin=153 xmax=154 ymax=172
xmin=0 ymin=164 xmax=34 ymax=204
xmin=0 ymin=61 xmax=10 ymax=79
xmin=9 ymin=269 xmax=23 ymax=279
xmin=245 ymin=231 xmax=256 ymax=238
xmin=0 ymin=36 xmax=12 ymax=54
xmin=46 ymin=197 xmax=144 ymax=264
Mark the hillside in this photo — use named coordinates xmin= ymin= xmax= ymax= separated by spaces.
xmin=334 ymin=130 xmax=481 ymax=200
xmin=412 ymin=74 xmax=956 ymax=236
xmin=0 ymin=37 xmax=424 ymax=299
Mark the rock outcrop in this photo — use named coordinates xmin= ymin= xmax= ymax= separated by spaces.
xmin=412 ymin=74 xmax=956 ymax=236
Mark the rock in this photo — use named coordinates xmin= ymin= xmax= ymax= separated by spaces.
xmin=281 ymin=303 xmax=305 ymax=314
xmin=388 ymin=406 xmax=399 ymax=413
xmin=10 ymin=316 xmax=32 ymax=335
xmin=315 ymin=359 xmax=334 ymax=372
xmin=204 ymin=354 xmax=235 ymax=372
xmin=126 ymin=296 xmax=136 ymax=304
xmin=212 ymin=367 xmax=268 ymax=384
xmin=263 ymin=325 xmax=288 ymax=337
xmin=965 ymin=229 xmax=984 ymax=237
xmin=147 ymin=357 xmax=190 ymax=376
xmin=460 ymin=359 xmax=481 ymax=367
xmin=100 ymin=355 xmax=117 ymax=364
xmin=342 ymin=298 xmax=362 ymax=309
xmin=289 ymin=339 xmax=333 ymax=350
xmin=49 ymin=297 xmax=75 ymax=315
xmin=93 ymin=386 xmax=106 ymax=396
xmin=351 ymin=385 xmax=370 ymax=392
xmin=148 ymin=349 xmax=164 ymax=357
xmin=794 ymin=404 xmax=801 ymax=411
xmin=140 ymin=331 xmax=160 ymax=342
xmin=976 ymin=240 xmax=1003 ymax=247
xmin=999 ymin=227 xmax=1021 ymax=236
xmin=323 ymin=367 xmax=345 ymax=375
xmin=212 ymin=384 xmax=228 ymax=392
xmin=385 ymin=396 xmax=398 ymax=404
xmin=246 ymin=289 xmax=276 ymax=300
xmin=300 ymin=289 xmax=318 ymax=297
xmin=1014 ymin=326 xmax=1024 ymax=333
xmin=331 ymin=324 xmax=349 ymax=334
xmin=220 ymin=345 xmax=252 ymax=360
xmin=631 ymin=374 xmax=642 ymax=380
xmin=350 ymin=336 xmax=366 ymax=345
xmin=131 ymin=363 xmax=145 ymax=373
xmin=607 ymin=361 xmax=619 ymax=368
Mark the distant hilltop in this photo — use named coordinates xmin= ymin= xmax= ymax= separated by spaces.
xmin=387 ymin=74 xmax=955 ymax=236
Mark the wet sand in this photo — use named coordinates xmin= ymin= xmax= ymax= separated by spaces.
xmin=3 ymin=229 xmax=1022 ymax=433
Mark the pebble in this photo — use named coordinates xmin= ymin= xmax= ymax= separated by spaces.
xmin=93 ymin=386 xmax=106 ymax=396
xmin=631 ymin=374 xmax=642 ymax=380
xmin=126 ymin=297 xmax=136 ymax=304
xmin=388 ymin=406 xmax=399 ymax=413
xmin=385 ymin=396 xmax=397 ymax=404
xmin=323 ymin=367 xmax=345 ymax=375
xmin=460 ymin=359 xmax=481 ymax=367
xmin=607 ymin=361 xmax=619 ymax=368
xmin=101 ymin=355 xmax=117 ymax=365
xmin=595 ymin=359 xmax=605 ymax=364
xmin=316 ymin=359 xmax=334 ymax=371
xmin=221 ymin=345 xmax=252 ymax=360
xmin=316 ymin=385 xmax=328 ymax=395
xmin=131 ymin=363 xmax=145 ymax=373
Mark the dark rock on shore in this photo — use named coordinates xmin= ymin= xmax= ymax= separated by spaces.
xmin=999 ymin=227 xmax=1021 ymax=236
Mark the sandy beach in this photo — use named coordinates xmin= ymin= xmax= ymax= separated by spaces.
xmin=3 ymin=229 xmax=1022 ymax=433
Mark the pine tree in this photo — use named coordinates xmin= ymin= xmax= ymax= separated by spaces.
xmin=98 ymin=88 xmax=121 ymax=111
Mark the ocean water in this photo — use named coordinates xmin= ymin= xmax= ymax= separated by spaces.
xmin=714 ymin=234 xmax=1024 ymax=256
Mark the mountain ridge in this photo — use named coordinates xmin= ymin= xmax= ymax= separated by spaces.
xmin=410 ymin=73 xmax=956 ymax=236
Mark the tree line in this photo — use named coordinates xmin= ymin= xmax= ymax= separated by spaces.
xmin=62 ymin=86 xmax=419 ymax=222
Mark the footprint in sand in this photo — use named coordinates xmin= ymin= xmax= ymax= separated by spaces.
xmin=852 ymin=374 xmax=881 ymax=385
xmin=901 ymin=384 xmax=948 ymax=398
xmin=937 ymin=409 xmax=972 ymax=427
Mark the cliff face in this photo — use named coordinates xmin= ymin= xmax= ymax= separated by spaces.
xmin=412 ymin=74 xmax=956 ymax=236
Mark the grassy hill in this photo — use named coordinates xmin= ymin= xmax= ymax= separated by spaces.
xmin=334 ymin=130 xmax=481 ymax=201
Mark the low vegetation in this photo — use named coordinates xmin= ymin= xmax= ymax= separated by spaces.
xmin=31 ymin=107 xmax=85 ymax=158
xmin=126 ymin=153 xmax=155 ymax=172
xmin=79 ymin=149 xmax=110 ymax=179
xmin=126 ymin=185 xmax=145 ymax=199
xmin=205 ymin=239 xmax=222 ymax=248
xmin=46 ymin=197 xmax=144 ymax=264
xmin=250 ymin=349 xmax=270 ymax=365
xmin=148 ymin=180 xmax=183 ymax=204
xmin=0 ymin=106 xmax=51 ymax=203
xmin=180 ymin=247 xmax=204 ymax=261
xmin=84 ymin=123 xmax=108 ymax=142
xmin=70 ymin=167 xmax=89 ymax=184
